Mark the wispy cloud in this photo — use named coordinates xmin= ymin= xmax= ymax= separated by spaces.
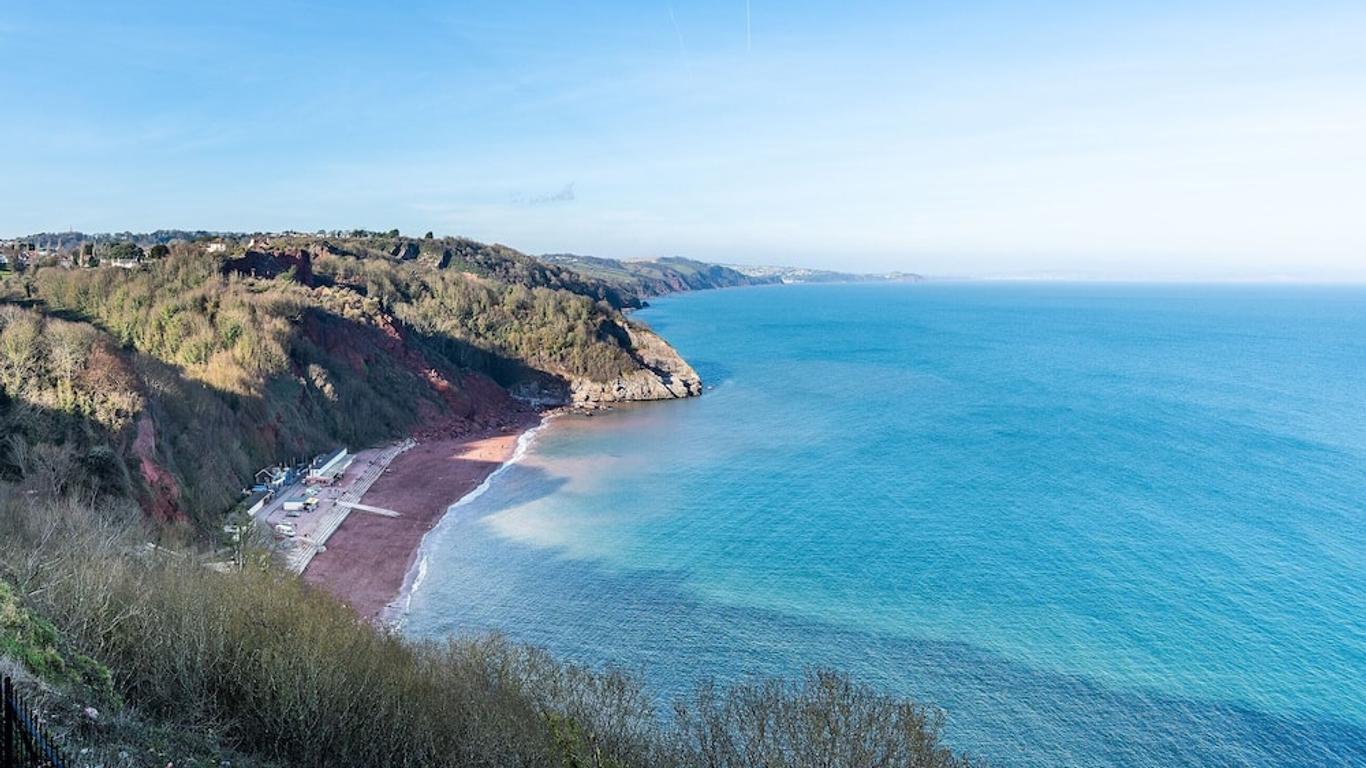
xmin=667 ymin=4 xmax=688 ymax=63
xmin=521 ymin=182 xmax=577 ymax=206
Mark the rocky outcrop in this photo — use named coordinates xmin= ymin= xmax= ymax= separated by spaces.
xmin=568 ymin=323 xmax=701 ymax=407
xmin=221 ymin=249 xmax=314 ymax=285
xmin=390 ymin=240 xmax=421 ymax=260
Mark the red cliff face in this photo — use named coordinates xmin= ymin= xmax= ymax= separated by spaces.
xmin=297 ymin=305 xmax=534 ymax=441
xmin=132 ymin=413 xmax=186 ymax=524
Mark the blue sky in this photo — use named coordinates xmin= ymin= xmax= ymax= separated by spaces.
xmin=2 ymin=1 xmax=1364 ymax=278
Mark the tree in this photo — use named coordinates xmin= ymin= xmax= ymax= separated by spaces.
xmin=424 ymin=231 xmax=434 ymax=239
xmin=106 ymin=242 xmax=144 ymax=263
xmin=148 ymin=244 xmax=170 ymax=259
xmin=387 ymin=229 xmax=400 ymax=238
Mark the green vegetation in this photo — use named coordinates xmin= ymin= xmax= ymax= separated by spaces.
xmin=0 ymin=306 xmax=142 ymax=499
xmin=105 ymin=241 xmax=145 ymax=263
xmin=0 ymin=234 xmax=685 ymax=524
xmin=2 ymin=522 xmax=278 ymax=767
xmin=0 ymin=494 xmax=973 ymax=768
xmin=308 ymin=237 xmax=642 ymax=381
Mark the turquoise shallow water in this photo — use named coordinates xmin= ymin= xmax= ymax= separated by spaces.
xmin=405 ymin=283 xmax=1366 ymax=767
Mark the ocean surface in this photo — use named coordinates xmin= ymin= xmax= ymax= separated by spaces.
xmin=404 ymin=282 xmax=1366 ymax=767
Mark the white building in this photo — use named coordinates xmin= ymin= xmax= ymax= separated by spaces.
xmin=307 ymin=448 xmax=351 ymax=483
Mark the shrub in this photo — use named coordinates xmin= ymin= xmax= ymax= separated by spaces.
xmin=0 ymin=494 xmax=975 ymax=768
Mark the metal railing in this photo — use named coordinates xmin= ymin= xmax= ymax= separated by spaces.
xmin=2 ymin=677 xmax=68 ymax=768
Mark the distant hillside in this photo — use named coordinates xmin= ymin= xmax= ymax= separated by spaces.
xmin=541 ymin=254 xmax=778 ymax=304
xmin=543 ymin=253 xmax=921 ymax=303
xmin=724 ymin=264 xmax=924 ymax=284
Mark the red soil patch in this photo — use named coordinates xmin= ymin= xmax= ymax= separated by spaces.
xmin=297 ymin=301 xmax=535 ymax=441
xmin=132 ymin=413 xmax=185 ymax=524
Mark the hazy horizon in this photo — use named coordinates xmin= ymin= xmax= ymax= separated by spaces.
xmin=3 ymin=1 xmax=1364 ymax=280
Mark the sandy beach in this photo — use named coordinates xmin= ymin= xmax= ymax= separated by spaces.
xmin=302 ymin=415 xmax=541 ymax=621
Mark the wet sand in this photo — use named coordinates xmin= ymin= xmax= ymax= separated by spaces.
xmin=302 ymin=417 xmax=539 ymax=620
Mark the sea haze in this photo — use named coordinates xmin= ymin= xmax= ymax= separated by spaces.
xmin=403 ymin=282 xmax=1366 ymax=767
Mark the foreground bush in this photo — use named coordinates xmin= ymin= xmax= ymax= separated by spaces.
xmin=0 ymin=494 xmax=974 ymax=768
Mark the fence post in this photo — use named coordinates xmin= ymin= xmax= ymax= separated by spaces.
xmin=2 ymin=676 xmax=13 ymax=768
xmin=3 ymin=674 xmax=72 ymax=768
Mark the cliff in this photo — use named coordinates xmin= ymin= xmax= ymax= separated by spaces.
xmin=0 ymin=233 xmax=705 ymax=525
xmin=2 ymin=229 xmax=922 ymax=525
xmin=541 ymin=252 xmax=923 ymax=303
xmin=541 ymin=254 xmax=778 ymax=305
xmin=568 ymin=322 xmax=701 ymax=406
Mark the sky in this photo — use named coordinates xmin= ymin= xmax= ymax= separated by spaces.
xmin=1 ymin=1 xmax=1364 ymax=279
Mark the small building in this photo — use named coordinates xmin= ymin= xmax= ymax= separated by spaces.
xmin=307 ymin=448 xmax=351 ymax=484
xmin=254 ymin=465 xmax=297 ymax=490
xmin=206 ymin=242 xmax=227 ymax=254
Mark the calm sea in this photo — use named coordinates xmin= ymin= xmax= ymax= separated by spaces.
xmin=404 ymin=282 xmax=1366 ymax=767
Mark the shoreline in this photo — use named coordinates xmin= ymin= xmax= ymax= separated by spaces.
xmin=379 ymin=414 xmax=557 ymax=627
xmin=300 ymin=411 xmax=548 ymax=622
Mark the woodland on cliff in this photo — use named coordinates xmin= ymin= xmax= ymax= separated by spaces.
xmin=0 ymin=234 xmax=687 ymax=526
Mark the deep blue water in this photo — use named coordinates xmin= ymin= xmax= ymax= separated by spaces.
xmin=404 ymin=283 xmax=1366 ymax=767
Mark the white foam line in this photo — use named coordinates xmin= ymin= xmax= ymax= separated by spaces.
xmin=382 ymin=415 xmax=557 ymax=629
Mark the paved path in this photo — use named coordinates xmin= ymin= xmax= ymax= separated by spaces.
xmin=283 ymin=440 xmax=414 ymax=573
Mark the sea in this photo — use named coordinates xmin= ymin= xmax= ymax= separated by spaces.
xmin=403 ymin=282 xmax=1366 ymax=767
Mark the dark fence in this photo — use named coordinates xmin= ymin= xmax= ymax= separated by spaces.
xmin=2 ymin=677 xmax=68 ymax=768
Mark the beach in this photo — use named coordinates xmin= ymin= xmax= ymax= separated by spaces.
xmin=301 ymin=414 xmax=542 ymax=621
